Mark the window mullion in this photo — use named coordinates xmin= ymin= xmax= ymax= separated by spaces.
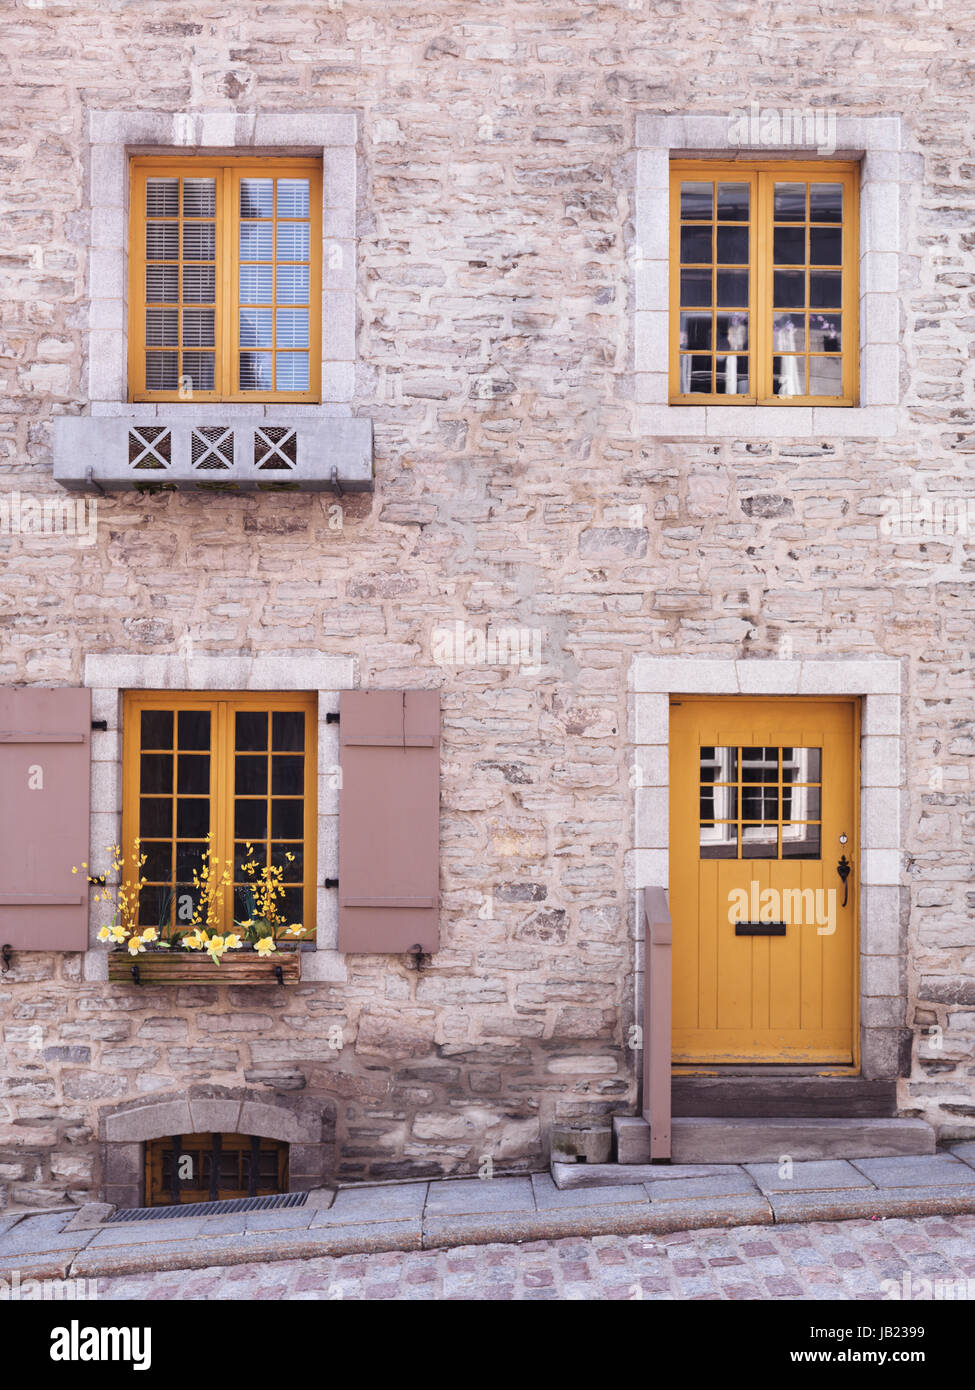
xmin=755 ymin=172 xmax=771 ymax=402
xmin=214 ymin=700 xmax=233 ymax=935
xmin=221 ymin=167 xmax=234 ymax=400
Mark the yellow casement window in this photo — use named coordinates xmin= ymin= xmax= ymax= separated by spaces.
xmin=128 ymin=158 xmax=323 ymax=403
xmin=669 ymin=161 xmax=859 ymax=405
xmin=121 ymin=693 xmax=318 ymax=940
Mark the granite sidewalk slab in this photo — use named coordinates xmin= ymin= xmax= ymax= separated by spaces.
xmin=1 ymin=1146 xmax=974 ymax=1282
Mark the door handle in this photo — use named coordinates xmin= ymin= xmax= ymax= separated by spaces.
xmin=837 ymin=854 xmax=852 ymax=907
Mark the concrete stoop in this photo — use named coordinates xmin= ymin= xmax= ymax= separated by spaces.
xmin=553 ymin=1114 xmax=937 ymax=1187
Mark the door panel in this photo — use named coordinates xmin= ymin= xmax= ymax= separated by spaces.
xmin=670 ymin=697 xmax=857 ymax=1064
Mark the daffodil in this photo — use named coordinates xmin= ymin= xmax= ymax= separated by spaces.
xmin=286 ymin=924 xmax=306 ymax=936
xmin=141 ymin=927 xmax=158 ymax=943
xmin=127 ymin=935 xmax=146 ymax=955
xmin=223 ymin=934 xmax=242 ymax=950
xmin=97 ymin=926 xmax=111 ymax=942
xmin=109 ymin=925 xmax=129 ymax=943
xmin=255 ymin=936 xmax=277 ymax=956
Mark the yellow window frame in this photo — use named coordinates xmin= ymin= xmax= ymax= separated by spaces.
xmin=121 ymin=691 xmax=318 ymax=940
xmin=128 ymin=157 xmax=323 ymax=404
xmin=669 ymin=160 xmax=859 ymax=406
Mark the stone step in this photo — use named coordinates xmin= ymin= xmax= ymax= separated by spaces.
xmin=671 ymin=1117 xmax=935 ymax=1164
xmin=556 ymin=1116 xmax=936 ymax=1187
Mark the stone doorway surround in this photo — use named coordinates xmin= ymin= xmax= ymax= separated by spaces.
xmin=628 ymin=658 xmax=905 ymax=1085
xmin=99 ymin=1088 xmax=336 ymax=1208
xmin=82 ymin=651 xmax=355 ymax=982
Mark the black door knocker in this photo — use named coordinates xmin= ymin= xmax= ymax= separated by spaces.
xmin=837 ymin=854 xmax=852 ymax=907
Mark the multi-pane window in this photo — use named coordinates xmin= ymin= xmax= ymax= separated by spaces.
xmin=699 ymin=745 xmax=823 ymax=860
xmin=670 ymin=162 xmax=858 ymax=405
xmin=128 ymin=159 xmax=321 ymax=402
xmin=122 ymin=693 xmax=317 ymax=937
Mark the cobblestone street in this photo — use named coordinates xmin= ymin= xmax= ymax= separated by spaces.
xmin=96 ymin=1215 xmax=975 ymax=1301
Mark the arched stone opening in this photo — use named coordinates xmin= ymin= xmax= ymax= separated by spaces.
xmin=98 ymin=1087 xmax=335 ymax=1209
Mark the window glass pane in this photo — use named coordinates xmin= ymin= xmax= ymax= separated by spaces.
xmin=276 ymin=354 xmax=309 ymax=391
xmin=146 ymin=179 xmax=179 ymax=217
xmin=276 ymin=223 xmax=309 ymax=261
xmin=809 ymin=183 xmax=842 ymax=222
xmin=700 ymin=786 xmax=738 ymax=820
xmin=782 ymin=747 xmax=822 ymax=782
xmin=175 ymin=842 xmax=208 ymax=881
xmin=716 ymin=225 xmax=748 ymax=264
xmin=809 ymin=314 xmax=841 ymax=350
xmin=177 ymin=709 xmax=211 ymax=750
xmin=177 ymin=753 xmax=210 ymax=795
xmin=271 ymin=800 xmax=303 ymax=839
xmin=240 ymin=308 xmax=273 ymax=347
xmin=180 ymin=352 xmax=214 ymax=390
xmin=240 ymin=179 xmax=274 ymax=218
xmin=741 ymin=747 xmax=778 ymax=782
xmin=715 ymin=355 xmax=749 ymax=394
xmin=272 ymin=711 xmax=305 ymax=751
xmin=682 ymin=355 xmax=712 ymax=393
xmin=773 ymin=355 xmax=806 ymax=396
xmin=182 ymin=179 xmax=216 ymax=217
xmin=781 ymin=824 xmax=821 ymax=860
xmin=182 ymin=265 xmax=216 ymax=303
xmin=275 ymin=264 xmax=309 ymax=304
xmin=773 ymin=183 xmax=806 ymax=220
xmin=240 ymin=222 xmax=273 ymax=260
xmin=699 ymin=746 xmax=737 ymax=782
xmin=716 ymin=313 xmax=748 ymax=352
xmin=809 ymin=271 xmax=842 ymax=308
xmin=808 ymin=357 xmax=843 ymax=396
xmin=139 ymin=885 xmax=172 ymax=928
xmin=680 ymin=269 xmax=712 ymax=306
xmin=773 ymin=313 xmax=805 ymax=351
xmin=176 ymin=798 xmax=209 ymax=837
xmin=235 ymin=799 xmax=267 ymax=839
xmin=146 ymin=223 xmax=179 ymax=260
xmin=783 ymin=786 xmax=821 ymax=821
xmin=236 ymin=711 xmax=269 ymax=751
xmin=273 ymin=843 xmax=303 ymax=881
xmin=145 ymin=352 xmax=178 ymax=390
xmin=680 ymin=181 xmax=713 ymax=220
xmin=680 ymin=225 xmax=712 ymax=263
xmin=742 ymin=786 xmax=778 ymax=821
xmin=773 ymin=270 xmax=805 ymax=308
xmin=277 ymin=179 xmax=310 ymax=218
xmin=240 ymin=266 xmax=273 ymax=303
xmin=141 ymin=709 xmax=174 ymax=748
xmin=235 ymin=756 xmax=268 ymax=796
xmin=809 ymin=226 xmax=842 ymax=265
xmin=140 ymin=753 xmax=172 ymax=795
xmin=140 ymin=798 xmax=172 ymax=837
xmin=240 ymin=352 xmax=272 ymax=390
xmin=182 ymin=308 xmax=215 ymax=347
xmin=773 ymin=226 xmax=805 ymax=265
xmin=716 ymin=270 xmax=748 ymax=306
xmin=182 ymin=223 xmax=215 ymax=260
xmin=680 ymin=311 xmax=711 ymax=351
xmin=142 ymin=843 xmax=173 ymax=887
xmin=742 ymin=824 xmax=778 ymax=859
xmin=275 ymin=308 xmax=309 ymax=349
xmin=146 ymin=308 xmax=179 ymax=346
xmin=146 ymin=265 xmax=179 ymax=302
xmin=717 ymin=183 xmax=749 ymax=220
xmin=700 ymin=824 xmax=737 ymax=859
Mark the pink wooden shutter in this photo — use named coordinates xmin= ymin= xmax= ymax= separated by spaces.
xmin=338 ymin=690 xmax=440 ymax=952
xmin=0 ymin=688 xmax=91 ymax=951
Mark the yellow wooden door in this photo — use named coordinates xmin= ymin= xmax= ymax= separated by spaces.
xmin=670 ymin=697 xmax=858 ymax=1064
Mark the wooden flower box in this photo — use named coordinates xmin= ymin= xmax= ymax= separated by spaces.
xmin=107 ymin=945 xmax=303 ymax=986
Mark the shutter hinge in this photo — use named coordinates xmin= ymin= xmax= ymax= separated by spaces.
xmin=91 ymin=719 xmax=108 ymax=731
xmin=1 ymin=944 xmax=12 ymax=974
xmin=324 ymin=878 xmax=338 ymax=889
xmin=325 ymin=712 xmax=340 ymax=724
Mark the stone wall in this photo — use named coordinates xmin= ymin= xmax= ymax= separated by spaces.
xmin=1 ymin=0 xmax=974 ymax=1209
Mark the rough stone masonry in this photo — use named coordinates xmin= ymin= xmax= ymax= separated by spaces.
xmin=1 ymin=0 xmax=974 ymax=1210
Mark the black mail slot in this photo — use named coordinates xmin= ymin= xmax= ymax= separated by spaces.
xmin=735 ymin=921 xmax=786 ymax=936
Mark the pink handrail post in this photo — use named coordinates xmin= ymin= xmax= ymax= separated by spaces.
xmin=642 ymin=886 xmax=672 ymax=1160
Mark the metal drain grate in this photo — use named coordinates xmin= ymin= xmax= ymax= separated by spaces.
xmin=108 ymin=1192 xmax=308 ymax=1223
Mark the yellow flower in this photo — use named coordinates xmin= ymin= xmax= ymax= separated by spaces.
xmin=255 ymin=937 xmax=277 ymax=956
xmin=127 ymin=935 xmax=146 ymax=955
xmin=97 ymin=926 xmax=111 ymax=942
xmin=224 ymin=934 xmax=242 ymax=950
xmin=109 ymin=925 xmax=129 ymax=943
xmin=141 ymin=927 xmax=158 ymax=943
xmin=208 ymin=936 xmax=227 ymax=958
xmin=286 ymin=924 xmax=306 ymax=936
